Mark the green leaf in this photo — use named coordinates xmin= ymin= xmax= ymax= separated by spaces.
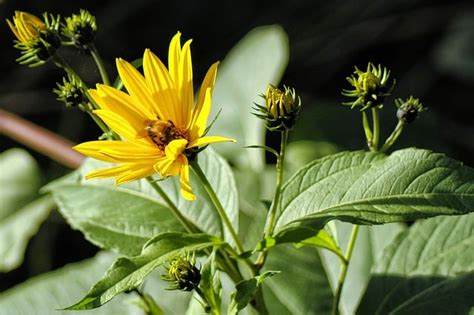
xmin=66 ymin=233 xmax=222 ymax=310
xmin=0 ymin=195 xmax=55 ymax=272
xmin=51 ymin=184 xmax=185 ymax=256
xmin=199 ymin=251 xmax=222 ymax=314
xmin=293 ymin=229 xmax=344 ymax=261
xmin=357 ymin=214 xmax=474 ymax=314
xmin=48 ymin=148 xmax=237 ymax=255
xmin=228 ymin=271 xmax=279 ymax=315
xmin=0 ymin=252 xmax=138 ymax=315
xmin=0 ymin=148 xmax=40 ymax=220
xmin=263 ymin=245 xmax=333 ymax=315
xmin=320 ymin=222 xmax=406 ymax=315
xmin=211 ymin=25 xmax=289 ymax=171
xmin=274 ymin=148 xmax=474 ymax=237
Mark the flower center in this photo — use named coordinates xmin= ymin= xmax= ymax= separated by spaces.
xmin=144 ymin=119 xmax=188 ymax=151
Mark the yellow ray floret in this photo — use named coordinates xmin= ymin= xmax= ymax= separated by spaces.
xmin=74 ymin=32 xmax=234 ymax=200
xmin=6 ymin=11 xmax=45 ymax=43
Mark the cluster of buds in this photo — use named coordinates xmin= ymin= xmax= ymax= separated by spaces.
xmin=254 ymin=84 xmax=301 ymax=131
xmin=6 ymin=10 xmax=97 ymax=66
xmin=6 ymin=12 xmax=61 ymax=67
xmin=62 ymin=9 xmax=97 ymax=50
xmin=342 ymin=63 xmax=395 ymax=111
xmin=395 ymin=96 xmax=426 ymax=124
xmin=161 ymin=253 xmax=201 ymax=291
xmin=53 ymin=74 xmax=88 ymax=109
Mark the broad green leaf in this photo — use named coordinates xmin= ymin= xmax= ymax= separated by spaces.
xmin=0 ymin=148 xmax=40 ymax=220
xmin=199 ymin=251 xmax=222 ymax=315
xmin=0 ymin=252 xmax=140 ymax=315
xmin=263 ymin=245 xmax=333 ymax=315
xmin=0 ymin=195 xmax=55 ymax=272
xmin=66 ymin=233 xmax=222 ymax=310
xmin=320 ymin=222 xmax=405 ymax=315
xmin=228 ymin=271 xmax=279 ymax=315
xmin=274 ymin=148 xmax=474 ymax=236
xmin=211 ymin=25 xmax=289 ymax=171
xmin=293 ymin=229 xmax=344 ymax=260
xmin=47 ymin=148 xmax=238 ymax=254
xmin=357 ymin=214 xmax=474 ymax=314
xmin=51 ymin=184 xmax=184 ymax=256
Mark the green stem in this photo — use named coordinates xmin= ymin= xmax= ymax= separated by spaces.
xmin=370 ymin=108 xmax=380 ymax=151
xmin=133 ymin=289 xmax=162 ymax=315
xmin=89 ymin=44 xmax=111 ymax=85
xmin=362 ymin=111 xmax=373 ymax=147
xmin=332 ymin=225 xmax=360 ymax=315
xmin=381 ymin=120 xmax=405 ymax=152
xmin=146 ymin=177 xmax=198 ymax=234
xmin=255 ymin=130 xmax=289 ymax=269
xmin=191 ymin=163 xmax=245 ymax=254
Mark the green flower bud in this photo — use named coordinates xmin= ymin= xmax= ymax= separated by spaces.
xmin=62 ymin=9 xmax=97 ymax=49
xmin=161 ymin=253 xmax=201 ymax=291
xmin=395 ymin=96 xmax=426 ymax=124
xmin=6 ymin=11 xmax=61 ymax=67
xmin=342 ymin=62 xmax=395 ymax=111
xmin=53 ymin=74 xmax=87 ymax=108
xmin=253 ymin=84 xmax=301 ymax=131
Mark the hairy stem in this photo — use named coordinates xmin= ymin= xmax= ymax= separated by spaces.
xmin=370 ymin=108 xmax=380 ymax=151
xmin=381 ymin=120 xmax=405 ymax=152
xmin=255 ymin=130 xmax=289 ymax=268
xmin=89 ymin=44 xmax=111 ymax=86
xmin=146 ymin=177 xmax=198 ymax=234
xmin=332 ymin=225 xmax=359 ymax=315
xmin=192 ymin=163 xmax=245 ymax=254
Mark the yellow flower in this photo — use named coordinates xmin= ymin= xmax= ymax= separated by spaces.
xmin=6 ymin=11 xmax=45 ymax=44
xmin=74 ymin=32 xmax=234 ymax=200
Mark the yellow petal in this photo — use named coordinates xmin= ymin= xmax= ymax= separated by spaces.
xmin=178 ymin=156 xmax=195 ymax=200
xmin=191 ymin=61 xmax=219 ymax=129
xmin=178 ymin=39 xmax=194 ymax=127
xmin=92 ymin=84 xmax=154 ymax=122
xmin=115 ymin=164 xmax=156 ymax=185
xmin=116 ymin=58 xmax=165 ymax=120
xmin=143 ymin=49 xmax=179 ymax=122
xmin=168 ymin=32 xmax=182 ymax=89
xmin=153 ymin=156 xmax=182 ymax=177
xmin=188 ymin=136 xmax=236 ymax=149
xmin=93 ymin=109 xmax=142 ymax=143
xmin=189 ymin=88 xmax=212 ymax=139
xmin=85 ymin=164 xmax=130 ymax=179
xmin=74 ymin=140 xmax=157 ymax=163
xmin=165 ymin=139 xmax=188 ymax=161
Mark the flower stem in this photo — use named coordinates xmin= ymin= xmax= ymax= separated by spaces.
xmin=255 ymin=129 xmax=288 ymax=268
xmin=362 ymin=111 xmax=373 ymax=147
xmin=370 ymin=108 xmax=380 ymax=151
xmin=381 ymin=120 xmax=405 ymax=152
xmin=133 ymin=289 xmax=162 ymax=315
xmin=146 ymin=177 xmax=198 ymax=234
xmin=191 ymin=163 xmax=245 ymax=254
xmin=88 ymin=44 xmax=111 ymax=86
xmin=332 ymin=224 xmax=359 ymax=315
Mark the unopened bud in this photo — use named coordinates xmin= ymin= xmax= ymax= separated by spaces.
xmin=395 ymin=96 xmax=426 ymax=124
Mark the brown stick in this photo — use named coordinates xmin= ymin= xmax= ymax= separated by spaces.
xmin=0 ymin=109 xmax=85 ymax=169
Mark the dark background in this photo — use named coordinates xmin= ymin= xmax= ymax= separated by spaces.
xmin=1 ymin=0 xmax=473 ymax=292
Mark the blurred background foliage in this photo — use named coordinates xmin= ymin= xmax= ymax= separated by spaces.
xmin=1 ymin=0 xmax=473 ymax=296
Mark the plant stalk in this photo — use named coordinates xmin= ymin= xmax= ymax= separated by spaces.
xmin=381 ymin=120 xmax=405 ymax=152
xmin=370 ymin=108 xmax=380 ymax=151
xmin=332 ymin=225 xmax=359 ymax=315
xmin=88 ymin=44 xmax=111 ymax=85
xmin=191 ymin=163 xmax=245 ymax=254
xmin=255 ymin=129 xmax=288 ymax=268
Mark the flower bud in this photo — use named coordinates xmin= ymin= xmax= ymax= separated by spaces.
xmin=395 ymin=96 xmax=425 ymax=124
xmin=62 ymin=10 xmax=97 ymax=49
xmin=53 ymin=74 xmax=87 ymax=108
xmin=254 ymin=84 xmax=301 ymax=131
xmin=342 ymin=62 xmax=395 ymax=111
xmin=6 ymin=11 xmax=61 ymax=67
xmin=162 ymin=253 xmax=201 ymax=291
